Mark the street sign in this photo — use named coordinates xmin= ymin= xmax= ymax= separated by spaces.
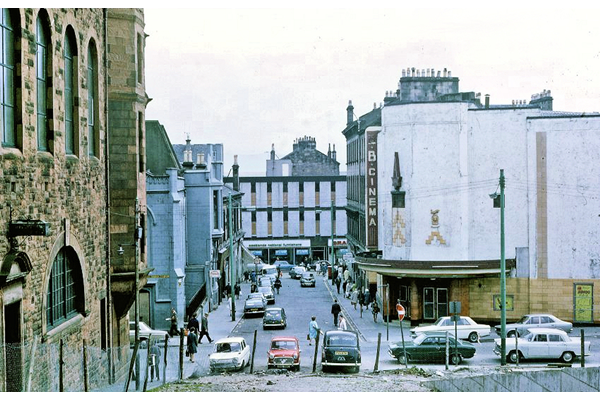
xmin=254 ymin=257 xmax=261 ymax=265
xmin=449 ymin=301 xmax=461 ymax=314
xmin=209 ymin=270 xmax=221 ymax=278
xmin=396 ymin=303 xmax=405 ymax=321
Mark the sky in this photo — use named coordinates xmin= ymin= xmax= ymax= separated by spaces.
xmin=143 ymin=2 xmax=600 ymax=175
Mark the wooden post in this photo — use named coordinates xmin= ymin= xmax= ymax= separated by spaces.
xmin=163 ymin=334 xmax=168 ymax=384
xmin=59 ymin=338 xmax=64 ymax=392
xmin=179 ymin=328 xmax=185 ymax=380
xmin=125 ymin=340 xmax=140 ymax=392
xmin=250 ymin=330 xmax=258 ymax=373
xmin=312 ymin=330 xmax=320 ymax=373
xmin=143 ymin=335 xmax=152 ymax=391
xmin=581 ymin=329 xmax=585 ymax=368
xmin=373 ymin=332 xmax=381 ymax=372
xmin=83 ymin=339 xmax=89 ymax=392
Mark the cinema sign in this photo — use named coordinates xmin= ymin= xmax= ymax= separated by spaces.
xmin=366 ymin=127 xmax=380 ymax=249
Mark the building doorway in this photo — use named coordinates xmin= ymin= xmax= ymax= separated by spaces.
xmin=4 ymin=301 xmax=23 ymax=392
xmin=423 ymin=287 xmax=448 ymax=320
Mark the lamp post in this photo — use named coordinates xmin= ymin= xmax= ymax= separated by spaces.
xmin=227 ymin=193 xmax=255 ymax=322
xmin=228 ymin=192 xmax=236 ymax=321
xmin=330 ymin=200 xmax=335 ymax=267
xmin=499 ymin=170 xmax=506 ymax=365
xmin=120 ymin=197 xmax=141 ymax=390
xmin=490 ymin=170 xmax=506 ymax=365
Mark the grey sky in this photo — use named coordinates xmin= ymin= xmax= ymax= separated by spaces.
xmin=144 ymin=4 xmax=600 ymax=175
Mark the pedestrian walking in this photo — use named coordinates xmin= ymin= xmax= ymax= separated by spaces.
xmin=167 ymin=308 xmax=178 ymax=337
xmin=308 ymin=316 xmax=319 ymax=346
xmin=331 ymin=299 xmax=341 ymax=327
xmin=199 ymin=312 xmax=213 ymax=343
xmin=335 ymin=276 xmax=341 ymax=294
xmin=243 ymin=271 xmax=249 ymax=282
xmin=187 ymin=327 xmax=198 ymax=362
xmin=371 ymin=300 xmax=380 ymax=323
xmin=338 ymin=314 xmax=348 ymax=330
xmin=234 ymin=283 xmax=241 ymax=299
xmin=358 ymin=290 xmax=365 ymax=317
xmin=149 ymin=339 xmax=161 ymax=382
xmin=188 ymin=312 xmax=200 ymax=333
xmin=224 ymin=283 xmax=231 ymax=299
xmin=274 ymin=277 xmax=282 ymax=294
xmin=350 ymin=289 xmax=358 ymax=310
xmin=364 ymin=289 xmax=371 ymax=309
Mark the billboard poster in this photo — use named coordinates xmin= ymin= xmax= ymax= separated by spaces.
xmin=574 ymin=283 xmax=593 ymax=323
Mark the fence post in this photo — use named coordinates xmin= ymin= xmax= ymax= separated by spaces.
xmin=445 ymin=331 xmax=449 ymax=370
xmin=59 ymin=338 xmax=64 ymax=392
xmin=143 ymin=335 xmax=152 ymax=391
xmin=312 ymin=330 xmax=320 ymax=373
xmin=581 ymin=329 xmax=585 ymax=368
xmin=125 ymin=340 xmax=140 ymax=392
xmin=373 ymin=332 xmax=381 ymax=373
xmin=250 ymin=330 xmax=257 ymax=373
xmin=83 ymin=339 xmax=89 ymax=392
xmin=179 ymin=328 xmax=184 ymax=380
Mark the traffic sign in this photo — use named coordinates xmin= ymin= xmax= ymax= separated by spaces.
xmin=396 ymin=303 xmax=405 ymax=320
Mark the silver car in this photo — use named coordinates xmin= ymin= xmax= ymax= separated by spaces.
xmin=258 ymin=286 xmax=275 ymax=304
xmin=495 ymin=314 xmax=573 ymax=337
xmin=300 ymin=271 xmax=316 ymax=287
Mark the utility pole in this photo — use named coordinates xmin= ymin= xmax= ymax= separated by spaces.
xmin=330 ymin=200 xmax=335 ymax=266
xmin=228 ymin=192 xmax=236 ymax=321
xmin=499 ymin=170 xmax=507 ymax=365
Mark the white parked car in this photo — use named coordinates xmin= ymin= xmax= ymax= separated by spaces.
xmin=410 ymin=316 xmax=491 ymax=343
xmin=494 ymin=328 xmax=591 ymax=363
xmin=129 ymin=321 xmax=169 ymax=347
xmin=209 ymin=337 xmax=251 ymax=372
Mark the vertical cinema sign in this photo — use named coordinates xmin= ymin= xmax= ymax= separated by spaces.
xmin=366 ymin=127 xmax=380 ymax=249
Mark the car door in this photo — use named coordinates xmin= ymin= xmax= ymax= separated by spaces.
xmin=547 ymin=333 xmax=567 ymax=359
xmin=241 ymin=339 xmax=250 ymax=363
xmin=527 ymin=333 xmax=549 ymax=358
xmin=419 ymin=336 xmax=442 ymax=362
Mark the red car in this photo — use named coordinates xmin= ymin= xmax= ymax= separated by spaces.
xmin=267 ymin=336 xmax=301 ymax=371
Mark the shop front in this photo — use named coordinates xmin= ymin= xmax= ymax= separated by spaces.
xmin=356 ymin=257 xmax=514 ymax=325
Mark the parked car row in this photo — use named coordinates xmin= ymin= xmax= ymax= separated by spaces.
xmin=201 ymin=312 xmax=587 ymax=374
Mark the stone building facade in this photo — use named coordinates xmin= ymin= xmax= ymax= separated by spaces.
xmin=345 ymin=67 xmax=600 ymax=326
xmin=232 ymin=138 xmax=348 ymax=265
xmin=0 ymin=8 xmax=146 ymax=391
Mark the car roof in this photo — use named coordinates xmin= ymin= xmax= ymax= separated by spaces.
xmin=271 ymin=336 xmax=298 ymax=341
xmin=215 ymin=337 xmax=245 ymax=344
xmin=524 ymin=328 xmax=566 ymax=334
xmin=524 ymin=313 xmax=556 ymax=317
xmin=265 ymin=307 xmax=283 ymax=311
xmin=325 ymin=330 xmax=358 ymax=337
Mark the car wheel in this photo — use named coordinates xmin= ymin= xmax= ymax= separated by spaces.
xmin=398 ymin=354 xmax=409 ymax=365
xmin=507 ymin=330 xmax=519 ymax=338
xmin=560 ymin=352 xmax=575 ymax=363
xmin=508 ymin=350 xmax=520 ymax=363
xmin=450 ymin=353 xmax=462 ymax=365
xmin=468 ymin=332 xmax=479 ymax=343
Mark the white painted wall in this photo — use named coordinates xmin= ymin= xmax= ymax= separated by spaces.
xmin=379 ymin=100 xmax=600 ymax=279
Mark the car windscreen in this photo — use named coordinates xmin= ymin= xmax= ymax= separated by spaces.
xmin=265 ymin=310 xmax=281 ymax=317
xmin=326 ymin=334 xmax=358 ymax=347
xmin=271 ymin=341 xmax=297 ymax=350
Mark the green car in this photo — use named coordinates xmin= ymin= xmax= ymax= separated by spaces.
xmin=389 ymin=332 xmax=476 ymax=365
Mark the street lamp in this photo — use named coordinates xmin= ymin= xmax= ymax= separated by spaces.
xmin=329 ymin=200 xmax=335 ymax=266
xmin=227 ymin=192 xmax=255 ymax=321
xmin=490 ymin=169 xmax=506 ymax=365
xmin=121 ymin=198 xmax=142 ymax=390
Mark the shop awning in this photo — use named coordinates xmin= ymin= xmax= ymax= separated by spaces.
xmin=356 ymin=258 xmax=514 ymax=279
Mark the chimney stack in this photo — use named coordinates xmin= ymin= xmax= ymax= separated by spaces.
xmin=232 ymin=155 xmax=239 ymax=191
xmin=346 ymin=100 xmax=354 ymax=126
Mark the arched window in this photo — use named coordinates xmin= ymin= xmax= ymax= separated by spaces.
xmin=46 ymin=247 xmax=84 ymax=329
xmin=1 ymin=8 xmax=17 ymax=148
xmin=87 ymin=41 xmax=98 ymax=157
xmin=64 ymin=28 xmax=78 ymax=156
xmin=36 ymin=11 xmax=51 ymax=152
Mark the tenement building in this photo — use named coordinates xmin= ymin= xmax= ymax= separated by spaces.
xmin=0 ymin=8 xmax=146 ymax=391
xmin=228 ymin=137 xmax=347 ymax=265
xmin=345 ymin=67 xmax=600 ymax=326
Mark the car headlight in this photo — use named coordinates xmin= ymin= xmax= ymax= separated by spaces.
xmin=268 ymin=353 xmax=274 ymax=360
xmin=293 ymin=354 xmax=298 ymax=360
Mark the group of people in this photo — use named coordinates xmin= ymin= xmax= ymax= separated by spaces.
xmin=185 ymin=312 xmax=214 ymax=363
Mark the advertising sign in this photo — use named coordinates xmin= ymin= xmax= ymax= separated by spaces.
xmin=365 ymin=128 xmax=380 ymax=249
